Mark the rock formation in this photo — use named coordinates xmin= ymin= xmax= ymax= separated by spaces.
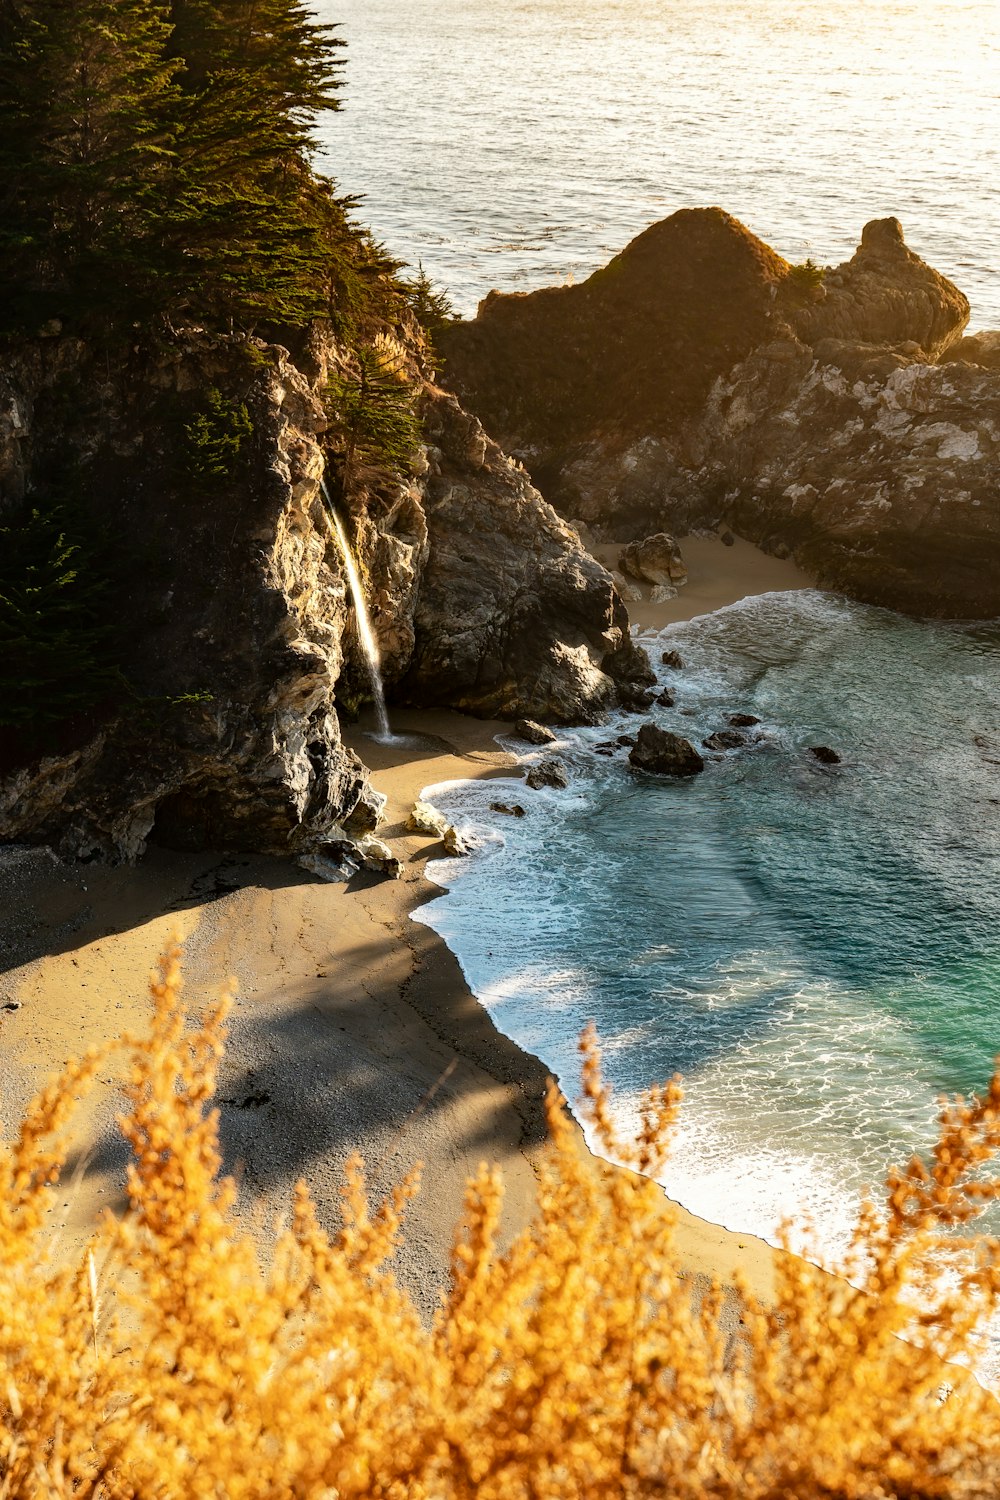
xmin=618 ymin=534 xmax=688 ymax=587
xmin=0 ymin=318 xmax=646 ymax=860
xmin=629 ymin=725 xmax=705 ymax=777
xmin=398 ymin=393 xmax=651 ymax=723
xmin=441 ymin=210 xmax=1000 ymax=618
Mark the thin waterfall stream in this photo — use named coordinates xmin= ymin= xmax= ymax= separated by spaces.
xmin=319 ymin=478 xmax=393 ymax=742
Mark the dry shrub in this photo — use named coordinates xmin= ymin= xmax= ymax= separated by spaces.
xmin=3 ymin=949 xmax=1000 ymax=1497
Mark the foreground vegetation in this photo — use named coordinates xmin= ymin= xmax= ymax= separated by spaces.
xmin=4 ymin=950 xmax=1000 ymax=1496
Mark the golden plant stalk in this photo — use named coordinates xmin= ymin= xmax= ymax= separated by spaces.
xmin=3 ymin=948 xmax=1000 ymax=1497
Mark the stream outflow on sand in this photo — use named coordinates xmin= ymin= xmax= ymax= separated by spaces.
xmin=417 ymin=590 xmax=1000 ymax=1274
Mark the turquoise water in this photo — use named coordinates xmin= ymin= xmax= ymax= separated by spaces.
xmin=417 ymin=592 xmax=1000 ymax=1260
xmin=320 ymin=0 xmax=1000 ymax=328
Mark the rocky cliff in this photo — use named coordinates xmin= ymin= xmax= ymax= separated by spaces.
xmin=0 ymin=320 xmax=645 ymax=860
xmin=440 ymin=211 xmax=1000 ymax=617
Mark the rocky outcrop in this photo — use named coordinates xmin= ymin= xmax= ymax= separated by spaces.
xmin=0 ymin=336 xmax=383 ymax=860
xmin=618 ymin=533 xmax=687 ymax=587
xmin=628 ymin=725 xmax=704 ymax=777
xmin=399 ymin=392 xmax=653 ymax=724
xmin=438 ymin=207 xmax=791 ymax=530
xmin=696 ymin=338 xmax=1000 ymax=616
xmin=439 ymin=209 xmax=1000 ymax=618
xmin=788 ymin=217 xmax=968 ymax=358
xmin=0 ymin=314 xmax=645 ymax=858
xmin=940 ymin=330 xmax=1000 ymax=372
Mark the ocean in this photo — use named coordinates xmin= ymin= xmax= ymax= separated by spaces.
xmin=415 ymin=595 xmax=1000 ymax=1270
xmin=317 ymin=0 xmax=1000 ymax=1307
xmin=319 ymin=0 xmax=1000 ymax=328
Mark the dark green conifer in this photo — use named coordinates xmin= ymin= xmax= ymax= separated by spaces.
xmin=0 ymin=0 xmax=178 ymax=329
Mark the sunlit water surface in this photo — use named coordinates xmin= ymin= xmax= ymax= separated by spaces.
xmin=320 ymin=0 xmax=1000 ymax=326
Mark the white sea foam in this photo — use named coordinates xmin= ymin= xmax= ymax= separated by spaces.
xmin=414 ymin=593 xmax=1000 ymax=1342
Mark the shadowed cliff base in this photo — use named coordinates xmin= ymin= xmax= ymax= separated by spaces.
xmin=440 ymin=208 xmax=1000 ymax=619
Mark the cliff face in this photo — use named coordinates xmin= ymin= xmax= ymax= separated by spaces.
xmin=0 ymin=322 xmax=643 ymax=860
xmin=439 ymin=210 xmax=1000 ymax=618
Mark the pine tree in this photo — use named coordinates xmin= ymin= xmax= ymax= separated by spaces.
xmin=154 ymin=0 xmax=349 ymax=328
xmin=0 ymin=0 xmax=178 ymax=329
xmin=0 ymin=501 xmax=120 ymax=728
xmin=0 ymin=0 xmax=403 ymax=336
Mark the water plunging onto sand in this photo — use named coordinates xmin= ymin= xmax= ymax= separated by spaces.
xmin=320 ymin=479 xmax=392 ymax=742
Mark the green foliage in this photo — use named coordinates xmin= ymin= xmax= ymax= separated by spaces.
xmin=183 ymin=388 xmax=254 ymax=482
xmin=0 ymin=0 xmax=179 ymax=330
xmin=0 ymin=500 xmax=120 ymax=729
xmin=0 ymin=0 xmax=404 ymax=337
xmin=404 ymin=262 xmax=455 ymax=337
xmin=787 ymin=258 xmax=826 ymax=290
xmin=326 ymin=344 xmax=422 ymax=478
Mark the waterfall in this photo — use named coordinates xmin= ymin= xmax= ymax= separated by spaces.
xmin=319 ymin=479 xmax=392 ymax=742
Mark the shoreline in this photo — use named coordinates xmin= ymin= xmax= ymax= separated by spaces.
xmin=1 ymin=536 xmax=812 ymax=1309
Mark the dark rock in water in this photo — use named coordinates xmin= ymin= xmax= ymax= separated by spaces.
xmin=703 ymin=730 xmax=747 ymax=751
xmin=619 ymin=533 xmax=687 ymax=587
xmin=619 ymin=685 xmax=658 ymax=712
xmin=629 ymin=724 xmax=705 ymax=776
xmin=525 ymin=757 xmax=569 ymax=790
xmin=515 ymin=719 xmax=557 ymax=745
xmin=661 ymin=649 xmax=684 ymax=670
xmin=809 ymin=745 xmax=842 ymax=765
xmin=728 ymin=713 xmax=760 ymax=727
xmin=617 ymin=734 xmax=637 ymax=747
xmin=593 ymin=747 xmax=615 ymax=757
xmin=719 ymin=529 xmax=736 ymax=546
xmin=657 ymin=688 xmax=676 ymax=707
xmin=490 ymin=800 xmax=526 ymax=817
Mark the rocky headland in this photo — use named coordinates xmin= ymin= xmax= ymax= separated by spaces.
xmin=439 ymin=209 xmax=1000 ymax=618
xmin=0 ymin=320 xmax=649 ymax=862
xmin=6 ymin=208 xmax=996 ymax=862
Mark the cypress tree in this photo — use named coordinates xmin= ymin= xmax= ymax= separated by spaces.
xmin=0 ymin=0 xmax=400 ymax=336
xmin=0 ymin=0 xmax=178 ymax=329
xmin=154 ymin=0 xmax=349 ymax=329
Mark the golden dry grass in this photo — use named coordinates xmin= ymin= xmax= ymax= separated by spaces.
xmin=4 ymin=947 xmax=1000 ymax=1497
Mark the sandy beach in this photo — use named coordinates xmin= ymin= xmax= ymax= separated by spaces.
xmin=588 ymin=531 xmax=814 ymax=629
xmin=0 ymin=535 xmax=807 ymax=1313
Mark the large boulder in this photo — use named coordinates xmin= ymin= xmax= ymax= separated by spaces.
xmin=629 ymin=724 xmax=705 ymax=777
xmin=618 ymin=533 xmax=687 ymax=587
xmin=401 ymin=392 xmax=654 ymax=723
xmin=940 ymin=330 xmax=1000 ymax=372
xmin=788 ymin=217 xmax=969 ymax=360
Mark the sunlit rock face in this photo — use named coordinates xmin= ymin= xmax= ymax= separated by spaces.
xmin=400 ymin=392 xmax=654 ymax=724
xmin=0 ymin=322 xmax=644 ymax=859
xmin=695 ymin=340 xmax=1000 ymax=618
xmin=438 ymin=207 xmax=791 ymax=531
xmin=440 ymin=208 xmax=1000 ymax=618
xmin=0 ymin=336 xmax=381 ymax=860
